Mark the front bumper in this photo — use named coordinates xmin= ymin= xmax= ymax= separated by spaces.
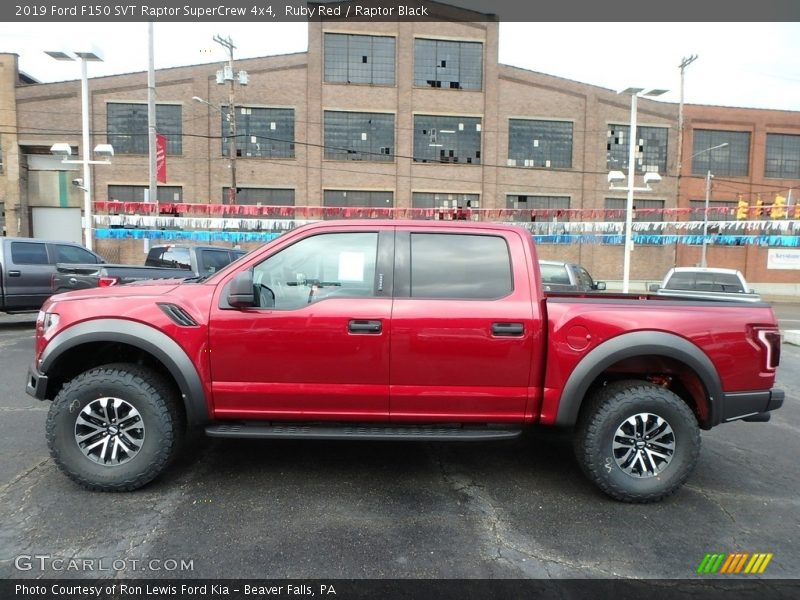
xmin=26 ymin=361 xmax=49 ymax=400
xmin=722 ymin=388 xmax=784 ymax=423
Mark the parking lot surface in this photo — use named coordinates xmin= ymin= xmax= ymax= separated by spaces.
xmin=1 ymin=309 xmax=798 ymax=579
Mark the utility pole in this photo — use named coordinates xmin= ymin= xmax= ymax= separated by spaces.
xmin=146 ymin=22 xmax=157 ymax=252
xmin=677 ymin=54 xmax=698 ymax=178
xmin=214 ymin=34 xmax=239 ymax=205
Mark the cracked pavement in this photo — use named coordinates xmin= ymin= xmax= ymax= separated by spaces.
xmin=1 ymin=310 xmax=798 ymax=579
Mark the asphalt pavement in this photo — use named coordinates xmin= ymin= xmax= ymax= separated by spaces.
xmin=1 ymin=309 xmax=798 ymax=580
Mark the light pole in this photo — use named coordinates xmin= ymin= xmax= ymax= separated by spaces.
xmin=612 ymin=87 xmax=668 ymax=293
xmin=693 ymin=142 xmax=729 ymax=268
xmin=45 ymin=48 xmax=109 ymax=251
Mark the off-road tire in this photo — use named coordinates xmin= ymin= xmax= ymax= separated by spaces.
xmin=46 ymin=363 xmax=183 ymax=491
xmin=574 ymin=380 xmax=701 ymax=503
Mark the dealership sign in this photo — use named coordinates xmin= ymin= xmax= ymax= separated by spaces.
xmin=767 ymin=249 xmax=800 ymax=270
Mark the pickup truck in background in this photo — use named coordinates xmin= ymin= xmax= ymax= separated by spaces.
xmin=0 ymin=237 xmax=105 ymax=313
xmin=52 ymin=244 xmax=247 ymax=293
xmin=649 ymin=267 xmax=761 ymax=303
xmin=27 ymin=221 xmax=783 ymax=502
xmin=539 ymin=260 xmax=606 ymax=293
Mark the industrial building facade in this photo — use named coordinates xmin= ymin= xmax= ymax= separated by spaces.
xmin=1 ymin=8 xmax=798 ymax=290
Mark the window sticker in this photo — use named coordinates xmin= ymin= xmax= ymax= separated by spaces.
xmin=338 ymin=252 xmax=365 ymax=281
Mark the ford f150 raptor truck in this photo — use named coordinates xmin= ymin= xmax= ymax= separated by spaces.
xmin=26 ymin=221 xmax=784 ymax=502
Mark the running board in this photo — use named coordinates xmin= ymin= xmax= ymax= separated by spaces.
xmin=205 ymin=422 xmax=523 ymax=442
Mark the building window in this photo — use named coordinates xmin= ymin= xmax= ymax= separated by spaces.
xmin=607 ymin=124 xmax=668 ymax=174
xmin=413 ymin=115 xmax=481 ymax=164
xmin=605 ymin=198 xmax=664 ymax=222
xmin=324 ymin=33 xmax=395 ymax=85
xmin=222 ymin=188 xmax=295 ymax=206
xmin=691 ymin=130 xmax=750 ymax=177
xmin=108 ymin=185 xmax=183 ymax=203
xmin=409 ymin=233 xmax=512 ymax=299
xmin=508 ymin=120 xmax=573 ymax=169
xmin=414 ymin=38 xmax=482 ymax=90
xmin=324 ymin=111 xmax=394 ymax=162
xmin=506 ymin=195 xmax=570 ymax=222
xmin=323 ymin=190 xmax=393 ymax=208
xmin=412 ymin=192 xmax=479 ymax=219
xmin=765 ymin=133 xmax=800 ymax=179
xmin=107 ymin=103 xmax=182 ymax=155
xmin=222 ymin=107 xmax=294 ymax=158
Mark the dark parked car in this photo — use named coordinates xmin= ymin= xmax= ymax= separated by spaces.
xmin=538 ymin=260 xmax=606 ymax=292
xmin=0 ymin=237 xmax=104 ymax=313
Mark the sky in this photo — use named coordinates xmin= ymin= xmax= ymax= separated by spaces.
xmin=0 ymin=21 xmax=798 ymax=112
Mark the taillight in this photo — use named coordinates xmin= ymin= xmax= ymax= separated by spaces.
xmin=98 ymin=276 xmax=119 ymax=287
xmin=754 ymin=327 xmax=782 ymax=371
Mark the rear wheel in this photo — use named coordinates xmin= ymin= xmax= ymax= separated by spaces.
xmin=574 ymin=380 xmax=701 ymax=503
xmin=46 ymin=363 xmax=182 ymax=491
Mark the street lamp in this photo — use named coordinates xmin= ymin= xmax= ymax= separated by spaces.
xmin=612 ymin=87 xmax=668 ymax=293
xmin=46 ymin=48 xmax=108 ymax=251
xmin=692 ymin=142 xmax=730 ymax=268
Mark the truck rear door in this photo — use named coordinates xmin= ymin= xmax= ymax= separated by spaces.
xmin=389 ymin=227 xmax=538 ymax=422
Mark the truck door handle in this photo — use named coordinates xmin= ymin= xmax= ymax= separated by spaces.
xmin=8 ymin=270 xmax=21 ymax=277
xmin=492 ymin=322 xmax=524 ymax=336
xmin=348 ymin=320 xmax=382 ymax=334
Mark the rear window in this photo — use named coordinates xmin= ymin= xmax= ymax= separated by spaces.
xmin=409 ymin=233 xmax=512 ymax=299
xmin=665 ymin=271 xmax=745 ymax=293
xmin=10 ymin=241 xmax=49 ymax=265
xmin=146 ymin=247 xmax=192 ymax=270
xmin=540 ymin=263 xmax=570 ymax=285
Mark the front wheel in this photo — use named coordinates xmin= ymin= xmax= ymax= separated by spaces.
xmin=574 ymin=380 xmax=701 ymax=503
xmin=46 ymin=364 xmax=183 ymax=491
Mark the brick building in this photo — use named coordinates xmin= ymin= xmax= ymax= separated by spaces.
xmin=677 ymin=105 xmax=800 ymax=291
xmin=2 ymin=4 xmax=797 ymax=290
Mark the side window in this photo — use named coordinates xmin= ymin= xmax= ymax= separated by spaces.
xmin=148 ymin=247 xmax=191 ymax=269
xmin=409 ymin=233 xmax=512 ymax=299
xmin=252 ymin=232 xmax=378 ymax=310
xmin=54 ymin=244 xmax=99 ymax=264
xmin=200 ymin=249 xmax=236 ymax=274
xmin=539 ymin=263 xmax=570 ymax=285
xmin=10 ymin=242 xmax=49 ymax=265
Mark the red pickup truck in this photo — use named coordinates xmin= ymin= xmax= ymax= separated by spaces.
xmin=26 ymin=221 xmax=784 ymax=502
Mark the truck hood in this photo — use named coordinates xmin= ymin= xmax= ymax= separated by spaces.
xmin=50 ymin=281 xmax=183 ymax=302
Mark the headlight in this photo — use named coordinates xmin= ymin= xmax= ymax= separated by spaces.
xmin=42 ymin=312 xmax=60 ymax=336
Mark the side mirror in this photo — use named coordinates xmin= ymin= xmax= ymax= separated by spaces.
xmin=228 ymin=270 xmax=255 ymax=308
xmin=594 ymin=281 xmax=607 ymax=291
xmin=648 ymin=283 xmax=660 ymax=292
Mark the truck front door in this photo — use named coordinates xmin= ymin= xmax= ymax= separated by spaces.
xmin=208 ymin=228 xmax=393 ymax=420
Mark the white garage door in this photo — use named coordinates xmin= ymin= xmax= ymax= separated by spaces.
xmin=32 ymin=207 xmax=82 ymax=244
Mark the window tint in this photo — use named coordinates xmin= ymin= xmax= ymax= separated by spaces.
xmin=409 ymin=233 xmax=512 ymax=299
xmin=252 ymin=233 xmax=378 ymax=310
xmin=575 ymin=267 xmax=594 ymax=290
xmin=146 ymin=247 xmax=191 ymax=269
xmin=55 ymin=244 xmax=99 ymax=264
xmin=10 ymin=242 xmax=49 ymax=265
xmin=200 ymin=249 xmax=237 ymax=274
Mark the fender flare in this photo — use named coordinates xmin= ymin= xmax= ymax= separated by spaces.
xmin=554 ymin=331 xmax=724 ymax=428
xmin=40 ymin=318 xmax=210 ymax=426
